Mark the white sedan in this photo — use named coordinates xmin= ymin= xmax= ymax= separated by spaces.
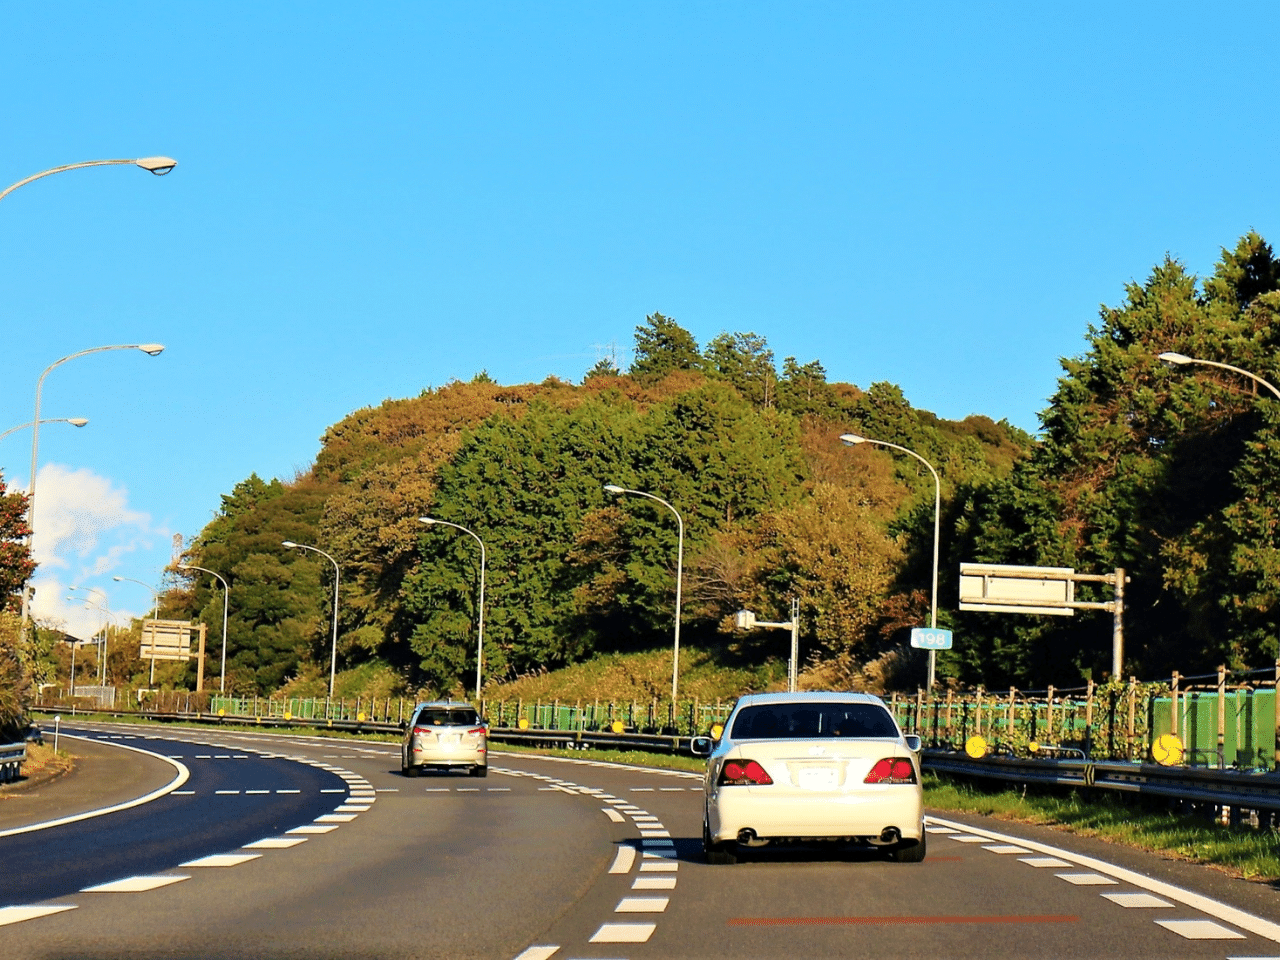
xmin=691 ymin=691 xmax=925 ymax=864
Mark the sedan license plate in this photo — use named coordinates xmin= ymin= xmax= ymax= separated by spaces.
xmin=441 ymin=734 xmax=460 ymax=747
xmin=797 ymin=765 xmax=837 ymax=790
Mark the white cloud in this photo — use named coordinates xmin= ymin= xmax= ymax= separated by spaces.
xmin=27 ymin=463 xmax=152 ymax=639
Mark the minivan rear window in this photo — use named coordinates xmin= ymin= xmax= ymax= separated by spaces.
xmin=730 ymin=702 xmax=898 ymax=740
xmin=414 ymin=709 xmax=480 ymax=727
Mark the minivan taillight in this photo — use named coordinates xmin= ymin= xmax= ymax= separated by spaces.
xmin=718 ymin=760 xmax=773 ymax=786
xmin=864 ymin=758 xmax=916 ymax=784
xmin=467 ymin=727 xmax=485 ymax=736
xmin=413 ymin=726 xmax=433 ymax=736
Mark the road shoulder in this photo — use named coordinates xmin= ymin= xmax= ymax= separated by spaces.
xmin=0 ymin=732 xmax=177 ymax=832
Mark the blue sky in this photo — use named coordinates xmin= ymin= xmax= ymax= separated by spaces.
xmin=2 ymin=2 xmax=1278 ymax=639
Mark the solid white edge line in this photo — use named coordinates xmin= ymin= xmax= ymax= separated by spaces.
xmin=927 ymin=815 xmax=1280 ymax=942
xmin=0 ymin=735 xmax=190 ymax=839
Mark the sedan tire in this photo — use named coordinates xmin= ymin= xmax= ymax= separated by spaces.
xmin=888 ymin=832 xmax=926 ymax=863
xmin=703 ymin=817 xmax=737 ymax=865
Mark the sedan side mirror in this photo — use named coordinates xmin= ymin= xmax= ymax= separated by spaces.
xmin=904 ymin=735 xmax=922 ymax=753
xmin=690 ymin=735 xmax=714 ymax=757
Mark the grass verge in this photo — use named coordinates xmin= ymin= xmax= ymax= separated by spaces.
xmin=924 ymin=771 xmax=1280 ymax=883
xmin=3 ymin=742 xmax=76 ymax=791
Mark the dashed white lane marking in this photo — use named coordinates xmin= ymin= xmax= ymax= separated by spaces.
xmin=639 ymin=829 xmax=670 ymax=838
xmin=639 ymin=861 xmax=679 ymax=872
xmin=195 ymin=755 xmax=212 ymax=759
xmin=512 ymin=948 xmax=560 ymax=960
xmin=167 ymin=755 xmax=184 ymax=759
xmin=602 ymin=808 xmax=626 ymax=823
xmin=931 ymin=815 xmax=1280 ymax=943
xmin=982 ymin=845 xmax=1031 ymax=854
xmin=590 ymin=922 xmax=656 ymax=943
xmin=615 ymin=897 xmax=668 ymax=913
xmin=276 ymin=789 xmax=300 ymax=794
xmin=0 ymin=906 xmax=77 ymax=926
xmin=315 ymin=814 xmax=357 ymax=823
xmin=1102 ymin=893 xmax=1174 ymax=908
xmin=83 ymin=875 xmax=189 ymax=893
xmin=288 ymin=825 xmax=339 ymax=835
xmin=629 ymin=787 xmax=654 ymax=792
xmin=243 ymin=838 xmax=307 ymax=849
xmin=1019 ymin=856 xmax=1072 ymax=868
xmin=1056 ymin=873 xmax=1118 ymax=886
xmin=376 ymin=788 xmax=399 ymax=792
xmin=608 ymin=847 xmax=637 ymax=874
xmin=632 ymin=876 xmax=677 ymax=890
xmin=245 ymin=790 xmax=270 ymax=795
xmin=457 ymin=788 xmax=480 ymax=793
xmin=424 ymin=788 xmax=449 ymax=792
xmin=214 ymin=755 xmax=231 ymax=759
xmin=951 ymin=835 xmax=988 ymax=843
xmin=659 ymin=787 xmax=684 ymax=791
xmin=321 ymin=789 xmax=345 ymax=793
xmin=214 ymin=790 xmax=240 ymax=795
xmin=1156 ymin=919 xmax=1246 ymax=940
xmin=173 ymin=790 xmax=195 ymax=795
xmin=488 ymin=787 xmax=512 ymax=792
xmin=631 ymin=815 xmax=660 ymax=823
xmin=181 ymin=854 xmax=262 ymax=868
xmin=335 ymin=805 xmax=370 ymax=813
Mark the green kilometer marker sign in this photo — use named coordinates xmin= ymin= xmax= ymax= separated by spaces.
xmin=910 ymin=627 xmax=953 ymax=650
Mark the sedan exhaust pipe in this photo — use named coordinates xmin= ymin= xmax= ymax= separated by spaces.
xmin=878 ymin=827 xmax=901 ymax=845
xmin=737 ymin=828 xmax=758 ymax=845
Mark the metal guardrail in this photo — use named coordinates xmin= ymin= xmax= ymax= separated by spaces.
xmin=922 ymin=748 xmax=1280 ymax=816
xmin=0 ymin=743 xmax=26 ymax=783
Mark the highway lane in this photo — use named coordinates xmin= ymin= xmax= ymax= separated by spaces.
xmin=5 ymin=723 xmax=1279 ymax=959
xmin=2 ymin=725 xmax=351 ymax=905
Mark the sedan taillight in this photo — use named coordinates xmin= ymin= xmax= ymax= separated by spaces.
xmin=864 ymin=758 xmax=917 ymax=784
xmin=718 ymin=759 xmax=774 ymax=786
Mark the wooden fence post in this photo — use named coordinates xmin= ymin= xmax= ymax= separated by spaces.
xmin=1217 ymin=665 xmax=1227 ymax=768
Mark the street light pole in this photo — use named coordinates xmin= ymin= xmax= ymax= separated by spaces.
xmin=419 ymin=518 xmax=487 ymax=699
xmin=1158 ymin=352 xmax=1280 ymax=400
xmin=0 ymin=418 xmax=89 ymax=444
xmin=839 ymin=433 xmax=942 ymax=688
xmin=282 ymin=541 xmax=341 ymax=698
xmin=178 ymin=564 xmax=231 ymax=694
xmin=4 ymin=156 xmax=174 ymax=644
xmin=112 ymin=575 xmax=163 ymax=684
xmin=604 ymin=484 xmax=685 ymax=704
xmin=23 ymin=344 xmax=165 ymax=639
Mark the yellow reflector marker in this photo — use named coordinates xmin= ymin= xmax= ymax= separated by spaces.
xmin=518 ymin=718 xmax=530 ymax=730
xmin=611 ymin=720 xmax=624 ymax=734
xmin=283 ymin=712 xmax=292 ymax=721
xmin=711 ymin=723 xmax=724 ymax=740
xmin=218 ymin=709 xmax=225 ymax=717
xmin=965 ymin=735 xmax=988 ymax=759
xmin=357 ymin=712 xmax=366 ymax=722
xmin=1152 ymin=734 xmax=1184 ymax=766
xmin=1028 ymin=741 xmax=1040 ymax=754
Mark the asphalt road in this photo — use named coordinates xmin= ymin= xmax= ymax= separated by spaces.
xmin=3 ymin=722 xmax=1279 ymax=960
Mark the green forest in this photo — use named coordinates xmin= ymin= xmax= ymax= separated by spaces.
xmin=8 ymin=232 xmax=1280 ymax=709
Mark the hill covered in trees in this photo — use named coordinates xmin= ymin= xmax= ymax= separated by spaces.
xmin=165 ymin=314 xmax=1026 ymax=698
xmin=93 ymin=230 xmax=1280 ymax=700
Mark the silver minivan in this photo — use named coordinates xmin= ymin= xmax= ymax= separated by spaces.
xmin=401 ymin=701 xmax=488 ymax=777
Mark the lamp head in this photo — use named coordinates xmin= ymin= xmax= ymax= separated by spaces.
xmin=137 ymin=343 xmax=165 ymax=356
xmin=68 ymin=418 xmax=89 ymax=427
xmin=838 ymin=433 xmax=867 ymax=446
xmin=1158 ymin=352 xmax=1192 ymax=366
xmin=135 ymin=156 xmax=178 ymax=175
xmin=112 ymin=576 xmax=122 ymax=582
xmin=282 ymin=540 xmax=298 ymax=549
xmin=603 ymin=484 xmax=625 ymax=494
xmin=418 ymin=517 xmax=438 ymax=526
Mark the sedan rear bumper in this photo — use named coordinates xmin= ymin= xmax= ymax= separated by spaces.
xmin=708 ymin=786 xmax=923 ymax=843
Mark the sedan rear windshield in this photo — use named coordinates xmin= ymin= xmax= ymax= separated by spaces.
xmin=730 ymin=702 xmax=898 ymax=740
xmin=413 ymin=709 xmax=480 ymax=727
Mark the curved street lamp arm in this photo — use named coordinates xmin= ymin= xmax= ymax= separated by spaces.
xmin=1159 ymin=353 xmax=1280 ymax=401
xmin=0 ymin=418 xmax=88 ymax=444
xmin=0 ymin=157 xmax=177 ymax=204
